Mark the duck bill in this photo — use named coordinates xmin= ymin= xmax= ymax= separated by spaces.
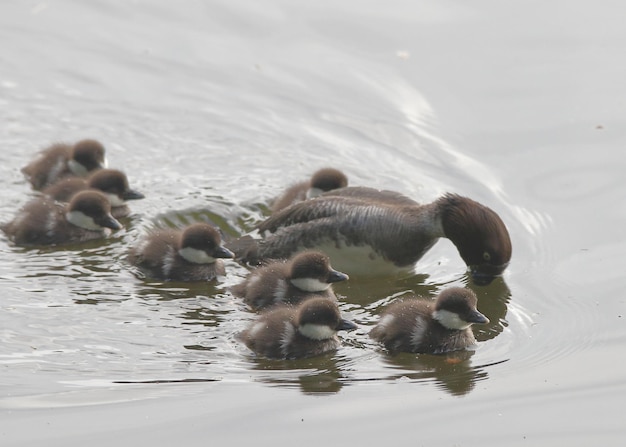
xmin=337 ymin=319 xmax=358 ymax=331
xmin=98 ymin=214 xmax=123 ymax=231
xmin=469 ymin=262 xmax=508 ymax=285
xmin=213 ymin=246 xmax=235 ymax=259
xmin=468 ymin=310 xmax=489 ymax=325
xmin=122 ymin=189 xmax=145 ymax=201
xmin=327 ymin=269 xmax=349 ymax=283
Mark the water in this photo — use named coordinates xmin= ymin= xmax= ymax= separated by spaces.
xmin=1 ymin=0 xmax=625 ymax=445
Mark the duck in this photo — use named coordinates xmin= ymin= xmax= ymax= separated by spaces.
xmin=369 ymin=287 xmax=489 ymax=354
xmin=128 ymin=223 xmax=234 ymax=281
xmin=230 ymin=250 xmax=349 ymax=310
xmin=230 ymin=187 xmax=512 ymax=284
xmin=42 ymin=168 xmax=145 ymax=218
xmin=21 ymin=139 xmax=107 ymax=190
xmin=238 ymin=297 xmax=357 ymax=359
xmin=2 ymin=190 xmax=122 ymax=246
xmin=271 ymin=167 xmax=348 ymax=213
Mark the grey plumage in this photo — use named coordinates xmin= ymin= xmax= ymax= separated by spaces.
xmin=231 ymin=187 xmax=511 ymax=283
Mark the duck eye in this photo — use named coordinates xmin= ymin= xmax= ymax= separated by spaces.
xmin=483 ymin=251 xmax=491 ymax=262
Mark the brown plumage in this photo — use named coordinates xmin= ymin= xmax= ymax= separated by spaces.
xmin=21 ymin=139 xmax=106 ymax=190
xmin=230 ymin=250 xmax=349 ymax=310
xmin=271 ymin=168 xmax=348 ymax=213
xmin=369 ymin=287 xmax=489 ymax=354
xmin=239 ymin=297 xmax=357 ymax=359
xmin=42 ymin=169 xmax=144 ymax=218
xmin=128 ymin=223 xmax=233 ymax=281
xmin=2 ymin=190 xmax=122 ymax=246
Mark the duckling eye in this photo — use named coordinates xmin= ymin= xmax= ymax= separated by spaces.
xmin=483 ymin=251 xmax=491 ymax=262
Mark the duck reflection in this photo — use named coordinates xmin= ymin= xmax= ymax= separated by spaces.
xmin=244 ymin=352 xmax=346 ymax=395
xmin=460 ymin=274 xmax=512 ymax=342
xmin=130 ymin=277 xmax=227 ymax=302
xmin=377 ymin=350 xmax=498 ymax=396
xmin=333 ymin=272 xmax=436 ymax=306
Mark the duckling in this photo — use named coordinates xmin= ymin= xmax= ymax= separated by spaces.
xmin=369 ymin=287 xmax=489 ymax=354
xmin=128 ymin=223 xmax=233 ymax=281
xmin=21 ymin=139 xmax=106 ymax=190
xmin=239 ymin=297 xmax=357 ymax=359
xmin=2 ymin=190 xmax=122 ymax=246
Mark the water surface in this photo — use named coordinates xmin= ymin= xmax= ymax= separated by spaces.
xmin=1 ymin=1 xmax=625 ymax=445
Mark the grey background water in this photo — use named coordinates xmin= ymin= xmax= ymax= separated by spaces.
xmin=1 ymin=0 xmax=624 ymax=445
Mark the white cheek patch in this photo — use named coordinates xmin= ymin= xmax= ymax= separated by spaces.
xmin=433 ymin=309 xmax=471 ymax=330
xmin=178 ymin=247 xmax=216 ymax=264
xmin=65 ymin=211 xmax=101 ymax=230
xmin=105 ymin=193 xmax=125 ymax=207
xmin=298 ymin=323 xmax=336 ymax=340
xmin=67 ymin=159 xmax=89 ymax=176
xmin=306 ymin=187 xmax=323 ymax=199
xmin=290 ymin=277 xmax=331 ymax=292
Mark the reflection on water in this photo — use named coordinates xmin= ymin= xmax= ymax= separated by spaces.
xmin=239 ymin=343 xmax=505 ymax=396
xmin=466 ymin=276 xmax=512 ymax=342
xmin=376 ymin=350 xmax=490 ymax=396
xmin=245 ymin=352 xmax=346 ymax=395
xmin=2 ymin=1 xmax=626 ymax=444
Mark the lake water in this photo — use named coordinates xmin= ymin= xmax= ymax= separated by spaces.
xmin=1 ymin=1 xmax=625 ymax=445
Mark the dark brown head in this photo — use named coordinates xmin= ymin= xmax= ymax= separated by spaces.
xmin=433 ymin=287 xmax=489 ymax=330
xmin=438 ymin=194 xmax=512 ymax=285
xmin=289 ymin=250 xmax=349 ymax=291
xmin=179 ymin=223 xmax=234 ymax=263
xmin=296 ymin=297 xmax=357 ymax=340
xmin=71 ymin=139 xmax=106 ymax=172
xmin=66 ymin=190 xmax=122 ymax=231
xmin=88 ymin=169 xmax=145 ymax=203
xmin=309 ymin=168 xmax=348 ymax=196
